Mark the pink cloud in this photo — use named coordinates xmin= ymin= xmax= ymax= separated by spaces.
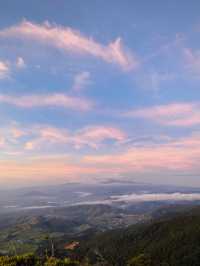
xmin=0 ymin=93 xmax=93 ymax=111
xmin=0 ymin=61 xmax=10 ymax=79
xmin=83 ymin=134 xmax=200 ymax=173
xmin=24 ymin=127 xmax=68 ymax=150
xmin=0 ymin=154 xmax=127 ymax=186
xmin=0 ymin=124 xmax=125 ymax=152
xmin=0 ymin=133 xmax=200 ymax=185
xmin=0 ymin=124 xmax=126 ymax=153
xmin=125 ymin=102 xmax=200 ymax=127
xmin=11 ymin=128 xmax=26 ymax=138
xmin=0 ymin=20 xmax=138 ymax=71
xmin=24 ymin=126 xmax=69 ymax=150
xmin=23 ymin=125 xmax=126 ymax=150
xmin=71 ymin=125 xmax=126 ymax=149
xmin=0 ymin=157 xmax=100 ymax=185
xmin=0 ymin=136 xmax=5 ymax=147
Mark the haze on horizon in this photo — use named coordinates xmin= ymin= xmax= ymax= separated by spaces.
xmin=0 ymin=0 xmax=200 ymax=188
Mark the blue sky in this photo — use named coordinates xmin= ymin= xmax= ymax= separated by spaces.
xmin=0 ymin=0 xmax=200 ymax=187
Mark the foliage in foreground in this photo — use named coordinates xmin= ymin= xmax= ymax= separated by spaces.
xmin=0 ymin=254 xmax=80 ymax=266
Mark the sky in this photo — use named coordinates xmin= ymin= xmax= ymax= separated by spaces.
xmin=0 ymin=0 xmax=200 ymax=188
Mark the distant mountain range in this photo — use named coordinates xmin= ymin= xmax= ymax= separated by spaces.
xmin=2 ymin=181 xmax=200 ymax=213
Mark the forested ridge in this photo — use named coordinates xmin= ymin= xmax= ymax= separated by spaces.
xmin=76 ymin=206 xmax=200 ymax=265
xmin=1 ymin=206 xmax=200 ymax=265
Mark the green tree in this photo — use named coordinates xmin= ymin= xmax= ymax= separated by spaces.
xmin=128 ymin=254 xmax=151 ymax=266
xmin=44 ymin=257 xmax=79 ymax=266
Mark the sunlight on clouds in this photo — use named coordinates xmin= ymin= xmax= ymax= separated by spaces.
xmin=0 ymin=157 xmax=100 ymax=186
xmin=0 ymin=20 xmax=138 ymax=71
xmin=72 ymin=126 xmax=126 ymax=149
xmin=0 ymin=124 xmax=126 ymax=152
xmin=0 ymin=93 xmax=93 ymax=111
xmin=0 ymin=6 xmax=199 ymax=188
xmin=22 ymin=125 xmax=126 ymax=150
xmin=83 ymin=134 xmax=200 ymax=173
xmin=0 ymin=132 xmax=200 ymax=185
xmin=125 ymin=102 xmax=200 ymax=127
xmin=0 ymin=61 xmax=10 ymax=79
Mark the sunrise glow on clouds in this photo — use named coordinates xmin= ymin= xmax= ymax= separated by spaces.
xmin=0 ymin=20 xmax=137 ymax=71
xmin=125 ymin=102 xmax=200 ymax=126
xmin=0 ymin=1 xmax=200 ymax=187
xmin=0 ymin=93 xmax=93 ymax=111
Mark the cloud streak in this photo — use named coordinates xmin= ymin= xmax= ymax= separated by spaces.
xmin=111 ymin=192 xmax=200 ymax=202
xmin=66 ymin=192 xmax=200 ymax=206
xmin=125 ymin=102 xmax=200 ymax=127
xmin=0 ymin=132 xmax=200 ymax=185
xmin=84 ymin=133 xmax=200 ymax=173
xmin=0 ymin=93 xmax=93 ymax=111
xmin=24 ymin=125 xmax=126 ymax=150
xmin=0 ymin=124 xmax=126 ymax=152
xmin=0 ymin=20 xmax=137 ymax=71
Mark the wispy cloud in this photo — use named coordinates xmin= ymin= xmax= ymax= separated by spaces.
xmin=84 ymin=133 xmax=200 ymax=173
xmin=0 ymin=124 xmax=126 ymax=152
xmin=16 ymin=57 xmax=26 ymax=69
xmin=125 ymin=102 xmax=200 ymax=127
xmin=184 ymin=48 xmax=200 ymax=76
xmin=0 ymin=20 xmax=138 ymax=71
xmin=72 ymin=71 xmax=91 ymax=92
xmin=135 ymin=70 xmax=176 ymax=92
xmin=1 ymin=131 xmax=200 ymax=185
xmin=71 ymin=125 xmax=126 ymax=149
xmin=0 ymin=93 xmax=93 ymax=111
xmin=0 ymin=136 xmax=5 ymax=147
xmin=24 ymin=125 xmax=126 ymax=150
xmin=24 ymin=126 xmax=69 ymax=150
xmin=0 ymin=61 xmax=10 ymax=79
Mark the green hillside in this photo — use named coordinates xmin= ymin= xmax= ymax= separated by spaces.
xmin=0 ymin=204 xmax=147 ymax=257
xmin=1 ymin=206 xmax=200 ymax=265
xmin=76 ymin=206 xmax=200 ymax=265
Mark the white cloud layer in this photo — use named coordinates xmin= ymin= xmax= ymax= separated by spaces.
xmin=110 ymin=192 xmax=200 ymax=202
xmin=69 ymin=193 xmax=200 ymax=206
